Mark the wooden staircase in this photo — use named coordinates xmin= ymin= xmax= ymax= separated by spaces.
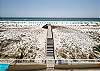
xmin=46 ymin=24 xmax=55 ymax=71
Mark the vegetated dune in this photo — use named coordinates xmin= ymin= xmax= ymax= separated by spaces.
xmin=53 ymin=26 xmax=100 ymax=59
xmin=0 ymin=25 xmax=47 ymax=60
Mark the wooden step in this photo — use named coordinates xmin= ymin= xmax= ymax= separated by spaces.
xmin=47 ymin=52 xmax=54 ymax=56
xmin=47 ymin=44 xmax=54 ymax=48
xmin=47 ymin=48 xmax=54 ymax=51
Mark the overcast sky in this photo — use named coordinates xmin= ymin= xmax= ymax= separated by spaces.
xmin=0 ymin=0 xmax=100 ymax=17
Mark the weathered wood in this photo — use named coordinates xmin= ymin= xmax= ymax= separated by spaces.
xmin=46 ymin=24 xmax=54 ymax=71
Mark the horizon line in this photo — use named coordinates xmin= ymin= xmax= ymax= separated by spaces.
xmin=0 ymin=16 xmax=100 ymax=18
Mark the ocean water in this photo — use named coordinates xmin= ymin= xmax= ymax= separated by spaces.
xmin=0 ymin=17 xmax=100 ymax=21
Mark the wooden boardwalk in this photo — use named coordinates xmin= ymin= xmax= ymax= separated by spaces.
xmin=46 ymin=24 xmax=55 ymax=71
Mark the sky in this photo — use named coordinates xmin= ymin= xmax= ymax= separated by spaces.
xmin=0 ymin=0 xmax=100 ymax=17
